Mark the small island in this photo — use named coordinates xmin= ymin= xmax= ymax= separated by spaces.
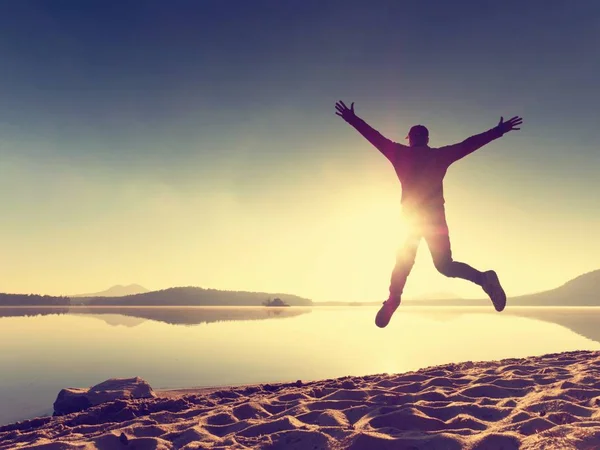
xmin=262 ymin=297 xmax=290 ymax=307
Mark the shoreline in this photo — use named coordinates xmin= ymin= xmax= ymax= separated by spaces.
xmin=2 ymin=350 xmax=600 ymax=449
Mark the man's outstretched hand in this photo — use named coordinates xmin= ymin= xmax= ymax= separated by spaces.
xmin=497 ymin=116 xmax=523 ymax=134
xmin=335 ymin=100 xmax=357 ymax=122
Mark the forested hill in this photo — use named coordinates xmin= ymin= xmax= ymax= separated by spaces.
xmin=78 ymin=287 xmax=313 ymax=307
xmin=0 ymin=293 xmax=70 ymax=306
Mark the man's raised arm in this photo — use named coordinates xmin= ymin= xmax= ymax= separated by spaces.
xmin=440 ymin=116 xmax=523 ymax=164
xmin=335 ymin=100 xmax=399 ymax=160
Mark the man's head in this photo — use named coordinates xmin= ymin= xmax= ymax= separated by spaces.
xmin=407 ymin=125 xmax=429 ymax=147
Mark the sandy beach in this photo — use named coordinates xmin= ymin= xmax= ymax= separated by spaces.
xmin=2 ymin=350 xmax=600 ymax=449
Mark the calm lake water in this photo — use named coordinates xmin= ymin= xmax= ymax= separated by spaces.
xmin=1 ymin=305 xmax=600 ymax=425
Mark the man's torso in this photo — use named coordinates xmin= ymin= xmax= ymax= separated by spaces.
xmin=389 ymin=145 xmax=450 ymax=210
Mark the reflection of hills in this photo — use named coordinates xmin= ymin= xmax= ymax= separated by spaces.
xmin=407 ymin=306 xmax=600 ymax=344
xmin=0 ymin=307 xmax=69 ymax=318
xmin=68 ymin=306 xmax=312 ymax=326
xmin=504 ymin=308 xmax=600 ymax=344
xmin=72 ymin=313 xmax=146 ymax=328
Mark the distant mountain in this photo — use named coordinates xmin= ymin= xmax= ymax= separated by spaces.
xmin=403 ymin=269 xmax=600 ymax=307
xmin=3 ymin=269 xmax=597 ymax=307
xmin=510 ymin=269 xmax=600 ymax=306
xmin=315 ymin=292 xmax=462 ymax=306
xmin=315 ymin=301 xmax=380 ymax=306
xmin=72 ymin=284 xmax=149 ymax=298
xmin=408 ymin=291 xmax=463 ymax=301
xmin=83 ymin=287 xmax=313 ymax=307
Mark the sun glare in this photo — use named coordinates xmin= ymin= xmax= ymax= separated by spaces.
xmin=310 ymin=195 xmax=412 ymax=301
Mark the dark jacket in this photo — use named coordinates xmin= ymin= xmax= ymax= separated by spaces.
xmin=347 ymin=116 xmax=503 ymax=210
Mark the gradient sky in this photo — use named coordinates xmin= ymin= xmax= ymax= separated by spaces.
xmin=1 ymin=1 xmax=598 ymax=301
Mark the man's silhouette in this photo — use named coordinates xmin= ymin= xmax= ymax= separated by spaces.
xmin=335 ymin=100 xmax=523 ymax=328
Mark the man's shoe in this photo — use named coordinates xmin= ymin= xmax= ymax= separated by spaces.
xmin=481 ymin=270 xmax=506 ymax=312
xmin=375 ymin=296 xmax=401 ymax=328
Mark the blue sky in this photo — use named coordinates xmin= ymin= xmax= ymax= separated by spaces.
xmin=0 ymin=1 xmax=598 ymax=300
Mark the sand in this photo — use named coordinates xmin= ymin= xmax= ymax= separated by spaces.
xmin=2 ymin=350 xmax=600 ymax=449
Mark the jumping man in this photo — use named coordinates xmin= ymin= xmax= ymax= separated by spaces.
xmin=335 ymin=100 xmax=523 ymax=328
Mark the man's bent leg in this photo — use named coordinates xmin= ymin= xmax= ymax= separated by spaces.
xmin=424 ymin=209 xmax=505 ymax=311
xmin=423 ymin=209 xmax=484 ymax=285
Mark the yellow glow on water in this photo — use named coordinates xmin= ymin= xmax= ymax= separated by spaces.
xmin=1 ymin=306 xmax=600 ymax=424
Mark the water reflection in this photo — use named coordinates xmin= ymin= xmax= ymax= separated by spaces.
xmin=0 ymin=306 xmax=311 ymax=326
xmin=401 ymin=306 xmax=600 ymax=344
xmin=0 ymin=306 xmax=598 ymax=342
xmin=506 ymin=307 xmax=600 ymax=343
xmin=72 ymin=306 xmax=312 ymax=326
xmin=1 ymin=306 xmax=599 ymax=426
xmin=0 ymin=307 xmax=69 ymax=318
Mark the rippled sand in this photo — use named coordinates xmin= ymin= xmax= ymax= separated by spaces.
xmin=2 ymin=350 xmax=600 ymax=449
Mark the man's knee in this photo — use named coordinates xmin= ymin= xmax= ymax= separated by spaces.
xmin=433 ymin=256 xmax=454 ymax=276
